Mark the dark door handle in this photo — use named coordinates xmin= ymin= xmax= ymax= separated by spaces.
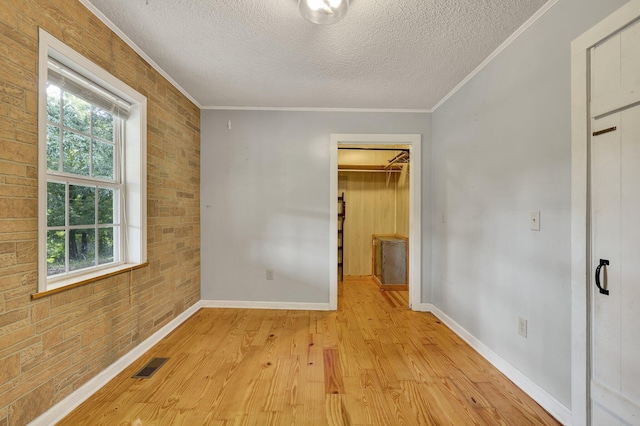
xmin=595 ymin=259 xmax=610 ymax=295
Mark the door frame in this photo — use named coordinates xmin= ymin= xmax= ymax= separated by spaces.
xmin=571 ymin=2 xmax=640 ymax=424
xmin=329 ymin=134 xmax=422 ymax=310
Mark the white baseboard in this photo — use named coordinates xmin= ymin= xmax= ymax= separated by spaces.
xmin=429 ymin=306 xmax=572 ymax=425
xmin=412 ymin=302 xmax=435 ymax=312
xmin=200 ymin=299 xmax=332 ymax=311
xmin=29 ymin=301 xmax=204 ymax=426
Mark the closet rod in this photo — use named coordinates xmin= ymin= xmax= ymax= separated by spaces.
xmin=339 ymin=164 xmax=403 ymax=171
xmin=338 ymin=147 xmax=409 ymax=152
xmin=339 ymin=169 xmax=402 ymax=173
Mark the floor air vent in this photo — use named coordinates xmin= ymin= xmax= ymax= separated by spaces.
xmin=132 ymin=357 xmax=169 ymax=379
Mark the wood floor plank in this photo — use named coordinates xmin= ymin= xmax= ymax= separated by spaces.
xmin=381 ymin=342 xmax=417 ymax=381
xmin=359 ymin=369 xmax=396 ymax=425
xmin=172 ymin=357 xmax=236 ymax=410
xmin=260 ymin=358 xmax=295 ymax=412
xmin=323 ymin=348 xmax=346 ymax=395
xmin=59 ymin=279 xmax=560 ymax=425
xmin=476 ymin=381 xmax=555 ymax=426
xmin=210 ymin=347 xmax=266 ymax=420
xmin=420 ymin=378 xmax=485 ymax=425
xmin=384 ymin=387 xmax=424 ymax=426
xmin=343 ymin=376 xmax=372 ymax=425
xmin=304 ymin=333 xmax=325 ymax=383
xmin=338 ymin=331 xmax=375 ymax=377
xmin=325 ymin=394 xmax=350 ymax=426
xmin=399 ymin=381 xmax=439 ymax=426
xmin=303 ymin=380 xmax=327 ymax=424
xmin=363 ymin=340 xmax=402 ymax=389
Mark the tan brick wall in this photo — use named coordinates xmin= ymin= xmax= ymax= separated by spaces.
xmin=0 ymin=1 xmax=201 ymax=424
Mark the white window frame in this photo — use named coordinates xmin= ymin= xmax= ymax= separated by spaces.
xmin=37 ymin=29 xmax=147 ymax=293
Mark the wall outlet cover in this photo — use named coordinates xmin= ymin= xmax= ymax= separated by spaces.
xmin=518 ymin=317 xmax=528 ymax=337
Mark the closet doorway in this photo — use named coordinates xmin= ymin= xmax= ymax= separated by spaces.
xmin=329 ymin=134 xmax=421 ymax=311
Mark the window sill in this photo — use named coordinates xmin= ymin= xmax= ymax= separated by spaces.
xmin=31 ymin=262 xmax=149 ymax=300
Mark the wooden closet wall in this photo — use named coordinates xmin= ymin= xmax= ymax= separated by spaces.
xmin=338 ymin=149 xmax=409 ymax=276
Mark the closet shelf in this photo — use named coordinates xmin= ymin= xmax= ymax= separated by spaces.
xmin=338 ymin=192 xmax=346 ymax=282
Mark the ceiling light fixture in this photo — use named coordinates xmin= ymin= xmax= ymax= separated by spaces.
xmin=299 ymin=0 xmax=349 ymax=25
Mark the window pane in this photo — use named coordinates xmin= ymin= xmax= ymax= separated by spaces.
xmin=47 ymin=182 xmax=65 ymax=227
xmin=92 ymin=107 xmax=114 ymax=141
xmin=98 ymin=227 xmax=115 ymax=265
xmin=98 ymin=188 xmax=114 ymax=224
xmin=46 ymin=84 xmax=61 ymax=124
xmin=69 ymin=228 xmax=95 ymax=271
xmin=63 ymin=91 xmax=91 ymax=134
xmin=62 ymin=130 xmax=90 ymax=176
xmin=47 ymin=230 xmax=65 ymax=276
xmin=92 ymin=140 xmax=114 ymax=180
xmin=47 ymin=125 xmax=60 ymax=171
xmin=69 ymin=185 xmax=95 ymax=226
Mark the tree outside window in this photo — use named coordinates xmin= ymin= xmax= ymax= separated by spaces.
xmin=45 ymin=82 xmax=122 ymax=277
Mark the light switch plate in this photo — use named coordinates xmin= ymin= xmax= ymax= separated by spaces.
xmin=530 ymin=211 xmax=540 ymax=231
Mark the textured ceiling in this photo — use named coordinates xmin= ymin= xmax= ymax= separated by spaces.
xmin=84 ymin=0 xmax=549 ymax=110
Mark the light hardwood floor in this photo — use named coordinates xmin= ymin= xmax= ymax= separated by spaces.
xmin=60 ymin=278 xmax=560 ymax=425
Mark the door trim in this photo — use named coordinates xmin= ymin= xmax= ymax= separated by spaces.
xmin=571 ymin=2 xmax=640 ymax=425
xmin=329 ymin=134 xmax=422 ymax=310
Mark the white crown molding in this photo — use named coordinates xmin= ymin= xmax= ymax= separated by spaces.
xmin=430 ymin=305 xmax=572 ymax=425
xmin=29 ymin=301 xmax=204 ymax=426
xmin=200 ymin=300 xmax=332 ymax=311
xmin=78 ymin=0 xmax=202 ymax=109
xmin=431 ymin=0 xmax=560 ymax=112
xmin=79 ymin=0 xmax=557 ymax=114
xmin=201 ymin=105 xmax=432 ymax=113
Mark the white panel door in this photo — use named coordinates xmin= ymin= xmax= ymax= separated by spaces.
xmin=590 ymin=18 xmax=640 ymax=426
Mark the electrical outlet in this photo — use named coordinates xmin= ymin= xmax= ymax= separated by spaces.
xmin=518 ymin=317 xmax=527 ymax=338
xmin=266 ymin=269 xmax=274 ymax=280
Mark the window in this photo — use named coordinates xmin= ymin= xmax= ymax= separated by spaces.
xmin=45 ymin=61 xmax=124 ymax=278
xmin=38 ymin=30 xmax=147 ymax=294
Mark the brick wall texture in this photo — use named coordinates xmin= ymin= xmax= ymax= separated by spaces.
xmin=0 ymin=1 xmax=201 ymax=424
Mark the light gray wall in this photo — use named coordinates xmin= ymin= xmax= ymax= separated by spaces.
xmin=430 ymin=0 xmax=628 ymax=408
xmin=201 ymin=111 xmax=431 ymax=303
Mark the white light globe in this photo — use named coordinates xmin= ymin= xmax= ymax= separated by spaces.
xmin=299 ymin=0 xmax=349 ymax=25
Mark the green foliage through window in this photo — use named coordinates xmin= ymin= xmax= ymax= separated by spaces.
xmin=46 ymin=80 xmax=121 ymax=278
xmin=46 ymin=82 xmax=115 ymax=180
